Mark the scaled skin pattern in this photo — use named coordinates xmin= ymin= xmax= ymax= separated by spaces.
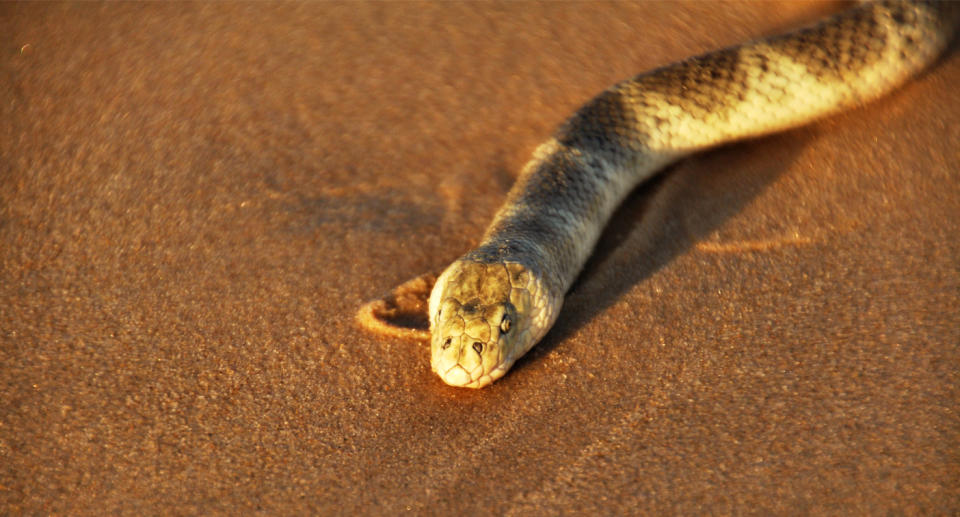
xmin=427 ymin=0 xmax=959 ymax=388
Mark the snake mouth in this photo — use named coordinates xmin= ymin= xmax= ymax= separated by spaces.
xmin=438 ymin=364 xmax=485 ymax=388
xmin=435 ymin=360 xmax=490 ymax=388
xmin=434 ymin=358 xmax=512 ymax=389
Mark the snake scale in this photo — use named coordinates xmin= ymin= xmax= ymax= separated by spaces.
xmin=418 ymin=1 xmax=959 ymax=388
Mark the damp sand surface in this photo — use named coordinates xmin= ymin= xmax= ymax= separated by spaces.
xmin=3 ymin=2 xmax=959 ymax=514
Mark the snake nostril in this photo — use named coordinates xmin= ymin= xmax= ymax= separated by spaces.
xmin=472 ymin=341 xmax=483 ymax=355
xmin=442 ymin=337 xmax=452 ymax=350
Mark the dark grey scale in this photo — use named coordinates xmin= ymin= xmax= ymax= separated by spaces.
xmin=500 ymin=214 xmax=583 ymax=269
xmin=706 ymin=50 xmax=751 ymax=105
xmin=582 ymin=153 xmax=615 ymax=181
xmin=555 ymin=89 xmax=644 ymax=162
xmin=467 ymin=237 xmax=542 ymax=265
xmin=614 ymin=83 xmax=672 ymax=138
xmin=889 ymin=3 xmax=915 ymax=26
xmin=474 ymin=225 xmax=573 ymax=289
xmin=631 ymin=47 xmax=746 ymax=122
xmin=495 ymin=224 xmax=586 ymax=285
xmin=774 ymin=6 xmax=886 ymax=81
xmin=887 ymin=4 xmax=926 ymax=59
xmin=488 ymin=217 xmax=564 ymax=253
xmin=753 ymin=53 xmax=772 ymax=75
xmin=514 ymin=159 xmax=607 ymax=226
xmin=679 ymin=51 xmax=745 ymax=106
xmin=929 ymin=4 xmax=960 ymax=49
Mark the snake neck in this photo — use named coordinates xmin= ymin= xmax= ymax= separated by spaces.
xmin=477 ymin=139 xmax=677 ymax=300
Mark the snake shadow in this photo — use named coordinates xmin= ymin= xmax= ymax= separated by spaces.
xmin=510 ymin=127 xmax=817 ymax=372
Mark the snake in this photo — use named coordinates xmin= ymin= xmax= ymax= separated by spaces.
xmin=420 ymin=1 xmax=959 ymax=388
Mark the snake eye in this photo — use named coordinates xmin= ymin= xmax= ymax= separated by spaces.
xmin=442 ymin=337 xmax=452 ymax=350
xmin=499 ymin=314 xmax=511 ymax=334
xmin=472 ymin=341 xmax=483 ymax=355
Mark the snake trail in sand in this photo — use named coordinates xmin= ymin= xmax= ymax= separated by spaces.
xmin=415 ymin=1 xmax=959 ymax=388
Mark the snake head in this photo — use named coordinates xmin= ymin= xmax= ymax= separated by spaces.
xmin=428 ymin=259 xmax=557 ymax=388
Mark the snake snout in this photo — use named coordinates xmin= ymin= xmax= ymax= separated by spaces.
xmin=431 ymin=325 xmax=505 ymax=388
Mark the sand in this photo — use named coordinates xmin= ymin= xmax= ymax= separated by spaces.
xmin=2 ymin=2 xmax=958 ymax=513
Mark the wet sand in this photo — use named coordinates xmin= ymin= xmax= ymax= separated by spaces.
xmin=3 ymin=2 xmax=958 ymax=513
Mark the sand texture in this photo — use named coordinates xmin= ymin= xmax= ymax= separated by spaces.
xmin=2 ymin=2 xmax=959 ymax=514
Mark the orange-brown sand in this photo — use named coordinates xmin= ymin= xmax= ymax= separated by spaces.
xmin=3 ymin=2 xmax=958 ymax=513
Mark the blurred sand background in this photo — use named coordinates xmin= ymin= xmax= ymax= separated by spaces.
xmin=2 ymin=2 xmax=958 ymax=513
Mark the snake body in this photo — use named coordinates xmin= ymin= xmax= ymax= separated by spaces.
xmin=427 ymin=1 xmax=959 ymax=388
